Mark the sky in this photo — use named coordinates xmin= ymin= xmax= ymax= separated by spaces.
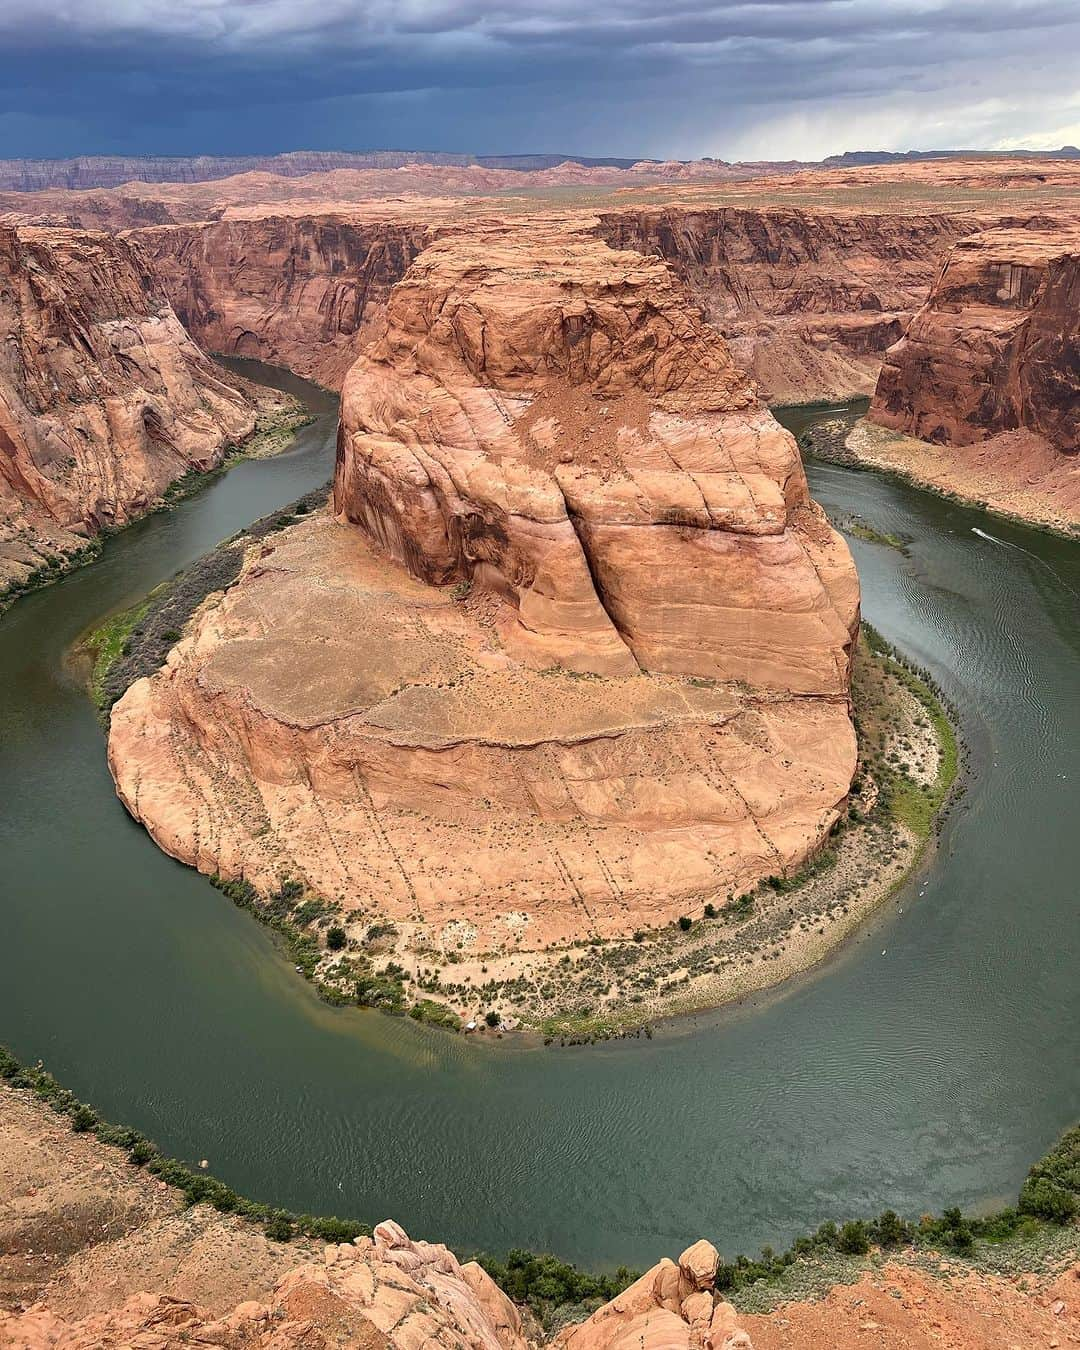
xmin=0 ymin=1 xmax=1077 ymax=162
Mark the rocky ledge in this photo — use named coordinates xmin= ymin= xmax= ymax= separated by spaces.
xmin=107 ymin=219 xmax=859 ymax=1022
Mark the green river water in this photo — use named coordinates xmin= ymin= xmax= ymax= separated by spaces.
xmin=1 ymin=364 xmax=1077 ymax=1270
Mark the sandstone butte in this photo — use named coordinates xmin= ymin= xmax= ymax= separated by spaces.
xmin=3 ymin=1081 xmax=1078 ymax=1350
xmin=0 ymin=225 xmax=262 ymax=594
xmin=106 ymin=218 xmax=860 ymax=986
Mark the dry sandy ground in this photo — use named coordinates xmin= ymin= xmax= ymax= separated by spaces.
xmin=847 ymin=421 xmax=1080 ymax=536
xmin=0 ymin=1084 xmax=308 ymax=1320
xmin=744 ymin=1258 xmax=1080 ymax=1350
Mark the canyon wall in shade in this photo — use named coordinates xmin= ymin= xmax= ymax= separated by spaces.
xmin=870 ymin=226 xmax=1079 ymax=452
xmin=0 ymin=225 xmax=259 ymax=592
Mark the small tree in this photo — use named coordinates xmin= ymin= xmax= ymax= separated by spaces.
xmin=326 ymin=925 xmax=347 ymax=951
xmin=485 ymin=1010 xmax=501 ymax=1027
xmin=678 ymin=915 xmax=692 ymax=932
xmin=873 ymin=1209 xmax=911 ymax=1248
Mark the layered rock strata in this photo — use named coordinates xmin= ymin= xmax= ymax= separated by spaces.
xmin=333 ymin=223 xmax=859 ymax=691
xmin=137 ymin=216 xmax=429 ymax=388
xmin=108 ymin=221 xmax=858 ymax=1004
xmin=595 ymin=208 xmax=979 ymax=402
xmin=871 ymin=226 xmax=1080 ymax=452
xmin=0 ymin=226 xmax=259 ymax=593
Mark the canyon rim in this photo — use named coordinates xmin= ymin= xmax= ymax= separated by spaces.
xmin=0 ymin=4 xmax=1078 ymax=1340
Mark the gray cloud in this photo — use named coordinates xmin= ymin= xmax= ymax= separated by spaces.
xmin=0 ymin=1 xmax=1076 ymax=158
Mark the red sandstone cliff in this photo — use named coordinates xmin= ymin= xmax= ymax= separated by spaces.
xmin=0 ymin=226 xmax=260 ymax=593
xmin=134 ymin=204 xmax=978 ymax=406
xmin=870 ymin=226 xmax=1080 ymax=452
xmin=595 ymin=208 xmax=979 ymax=402
xmin=137 ymin=215 xmax=429 ymax=389
xmin=335 ymin=220 xmax=858 ymax=691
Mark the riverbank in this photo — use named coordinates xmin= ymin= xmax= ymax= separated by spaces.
xmin=0 ymin=389 xmax=311 ymax=621
xmin=800 ymin=413 xmax=1080 ymax=539
xmin=476 ymin=624 xmax=958 ymax=1042
xmin=2 ymin=1043 xmax=1076 ymax=1342
xmin=74 ymin=486 xmax=330 ymax=717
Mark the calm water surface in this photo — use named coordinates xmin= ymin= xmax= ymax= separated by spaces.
xmin=1 ymin=374 xmax=1077 ymax=1269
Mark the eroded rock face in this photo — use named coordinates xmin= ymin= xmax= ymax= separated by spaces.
xmin=595 ymin=208 xmax=978 ymax=402
xmin=0 ymin=225 xmax=257 ymax=591
xmin=107 ymin=219 xmax=857 ymax=1007
xmin=0 ymin=1220 xmax=529 ymax=1350
xmin=139 ymin=215 xmax=429 ymax=389
xmin=870 ymin=226 xmax=1080 ymax=452
xmin=334 ymin=222 xmax=858 ymax=692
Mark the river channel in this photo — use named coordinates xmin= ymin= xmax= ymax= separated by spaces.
xmin=1 ymin=367 xmax=1076 ymax=1270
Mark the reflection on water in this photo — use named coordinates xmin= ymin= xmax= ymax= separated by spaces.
xmin=0 ymin=371 xmax=1076 ymax=1270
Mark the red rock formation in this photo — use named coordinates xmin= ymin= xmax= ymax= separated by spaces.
xmin=870 ymin=226 xmax=1080 ymax=452
xmin=595 ymin=208 xmax=978 ymax=402
xmin=335 ymin=221 xmax=858 ymax=691
xmin=555 ymin=1240 xmax=752 ymax=1350
xmin=0 ymin=1220 xmax=530 ymax=1350
xmin=138 ymin=215 xmax=429 ymax=388
xmin=106 ymin=218 xmax=858 ymax=1011
xmin=0 ymin=226 xmax=258 ymax=593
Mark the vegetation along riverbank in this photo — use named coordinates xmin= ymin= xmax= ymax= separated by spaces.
xmin=1 ymin=1043 xmax=1076 ymax=1330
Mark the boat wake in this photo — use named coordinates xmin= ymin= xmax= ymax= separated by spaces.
xmin=971 ymin=527 xmax=1079 ymax=600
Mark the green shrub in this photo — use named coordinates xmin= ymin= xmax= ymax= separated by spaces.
xmin=70 ymin=1104 xmax=97 ymax=1133
xmin=836 ymin=1220 xmax=870 ymax=1254
xmin=326 ymin=925 xmax=347 ymax=950
xmin=1019 ymin=1178 xmax=1078 ymax=1223
xmin=678 ymin=915 xmax=692 ymax=932
xmin=264 ymin=1211 xmax=294 ymax=1242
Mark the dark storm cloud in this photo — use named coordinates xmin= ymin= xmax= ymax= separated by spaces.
xmin=0 ymin=1 xmax=1076 ymax=158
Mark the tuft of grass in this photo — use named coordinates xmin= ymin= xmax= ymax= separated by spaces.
xmin=81 ymin=598 xmax=152 ymax=708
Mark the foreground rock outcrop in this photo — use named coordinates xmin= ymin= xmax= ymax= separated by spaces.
xmin=107 ymin=219 xmax=858 ymax=1020
xmin=871 ymin=226 xmax=1080 ymax=452
xmin=2 ymin=1223 xmax=529 ymax=1350
xmin=4 ymin=1084 xmax=1078 ymax=1350
xmin=0 ymin=226 xmax=261 ymax=595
